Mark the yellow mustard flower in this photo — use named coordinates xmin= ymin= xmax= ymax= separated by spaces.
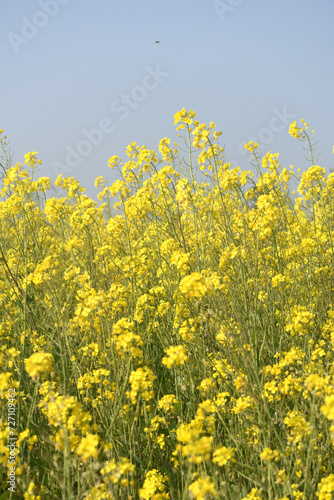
xmin=317 ymin=474 xmax=334 ymax=500
xmin=188 ymin=476 xmax=217 ymax=499
xmin=162 ymin=345 xmax=188 ymax=369
xmin=24 ymin=352 xmax=54 ymax=378
xmin=76 ymin=433 xmax=100 ymax=462
xmin=139 ymin=469 xmax=169 ymax=500
xmin=212 ymin=446 xmax=235 ymax=466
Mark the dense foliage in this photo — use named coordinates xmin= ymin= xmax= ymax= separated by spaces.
xmin=1 ymin=111 xmax=334 ymax=499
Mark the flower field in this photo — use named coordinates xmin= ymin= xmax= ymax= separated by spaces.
xmin=1 ymin=109 xmax=334 ymax=499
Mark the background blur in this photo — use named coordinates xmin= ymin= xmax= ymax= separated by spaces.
xmin=1 ymin=0 xmax=333 ymax=200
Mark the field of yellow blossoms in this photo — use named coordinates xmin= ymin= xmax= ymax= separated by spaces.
xmin=1 ymin=109 xmax=334 ymax=499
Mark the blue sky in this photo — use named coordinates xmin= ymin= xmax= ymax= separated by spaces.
xmin=1 ymin=0 xmax=333 ymax=200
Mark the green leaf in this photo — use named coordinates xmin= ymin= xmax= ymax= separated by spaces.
xmin=0 ymin=491 xmax=11 ymax=499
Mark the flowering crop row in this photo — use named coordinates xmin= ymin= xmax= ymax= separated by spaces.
xmin=0 ymin=112 xmax=334 ymax=499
